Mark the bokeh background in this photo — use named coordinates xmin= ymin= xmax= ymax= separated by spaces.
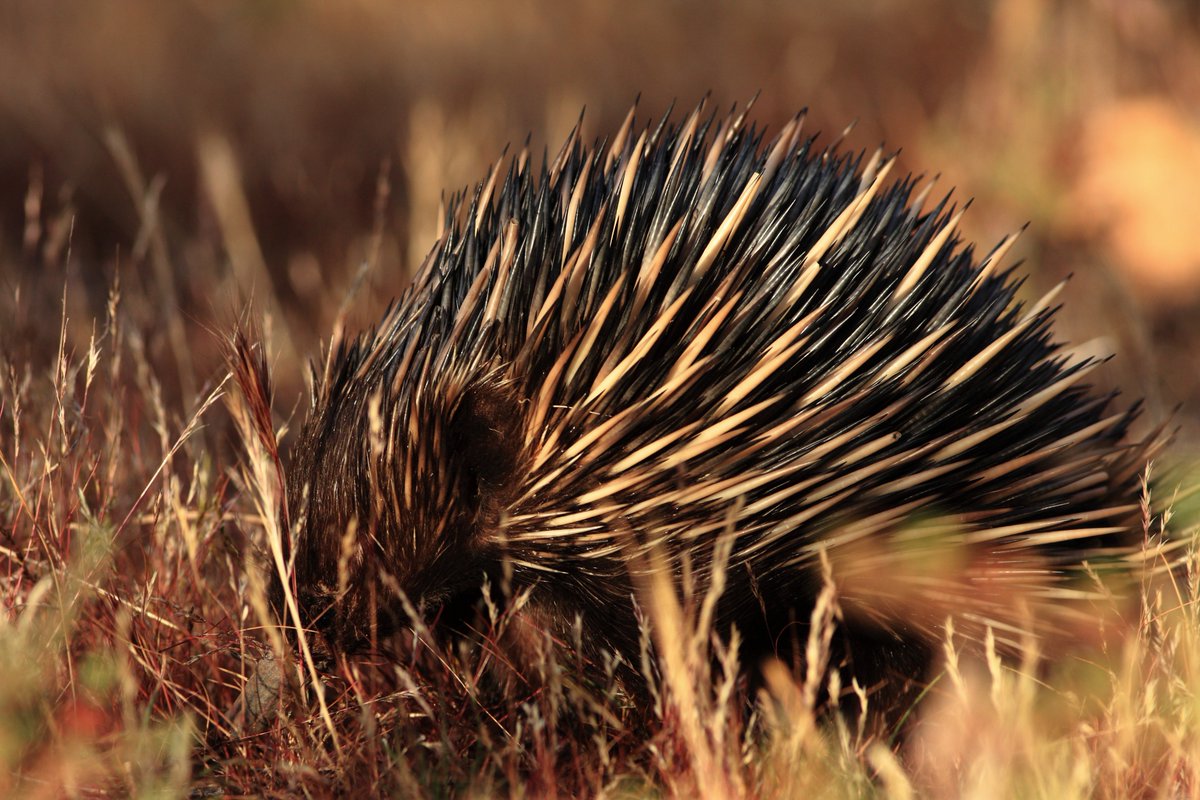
xmin=2 ymin=0 xmax=1199 ymax=451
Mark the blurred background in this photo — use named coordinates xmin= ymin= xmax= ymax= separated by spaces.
xmin=1 ymin=0 xmax=1198 ymax=452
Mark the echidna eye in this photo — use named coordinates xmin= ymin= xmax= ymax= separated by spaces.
xmin=449 ymin=382 xmax=523 ymax=495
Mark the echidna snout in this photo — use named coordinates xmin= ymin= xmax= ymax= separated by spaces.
xmin=281 ymin=103 xmax=1160 ymax=691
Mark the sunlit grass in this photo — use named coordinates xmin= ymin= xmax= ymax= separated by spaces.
xmin=0 ymin=295 xmax=1195 ymax=795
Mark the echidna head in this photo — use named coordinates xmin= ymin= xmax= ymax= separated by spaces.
xmin=278 ymin=343 xmax=525 ymax=652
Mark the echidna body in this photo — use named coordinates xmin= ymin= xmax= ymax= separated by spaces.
xmin=284 ymin=105 xmax=1156 ymax=685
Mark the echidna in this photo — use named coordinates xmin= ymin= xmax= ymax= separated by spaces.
xmin=280 ymin=103 xmax=1160 ymax=696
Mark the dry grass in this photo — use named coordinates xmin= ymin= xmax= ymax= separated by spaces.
xmin=3 ymin=0 xmax=1200 ymax=796
xmin=0 ymin=291 xmax=1196 ymax=795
